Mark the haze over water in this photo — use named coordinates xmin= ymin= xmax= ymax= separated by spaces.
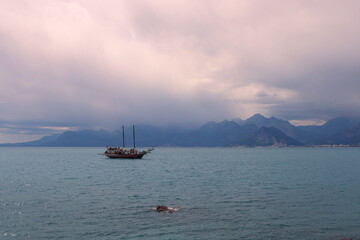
xmin=1 ymin=147 xmax=359 ymax=239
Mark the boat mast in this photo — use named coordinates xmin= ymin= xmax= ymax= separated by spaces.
xmin=133 ymin=124 xmax=136 ymax=149
xmin=122 ymin=125 xmax=125 ymax=148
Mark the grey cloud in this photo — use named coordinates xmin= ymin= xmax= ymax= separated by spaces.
xmin=1 ymin=0 xmax=360 ymax=142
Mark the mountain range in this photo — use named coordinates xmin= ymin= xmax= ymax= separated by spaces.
xmin=2 ymin=114 xmax=360 ymax=147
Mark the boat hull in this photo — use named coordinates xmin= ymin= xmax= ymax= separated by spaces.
xmin=104 ymin=147 xmax=154 ymax=159
xmin=105 ymin=152 xmax=146 ymax=159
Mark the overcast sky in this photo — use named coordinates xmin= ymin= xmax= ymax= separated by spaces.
xmin=1 ymin=0 xmax=360 ymax=143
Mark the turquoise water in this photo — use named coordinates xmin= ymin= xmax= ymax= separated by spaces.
xmin=0 ymin=147 xmax=359 ymax=239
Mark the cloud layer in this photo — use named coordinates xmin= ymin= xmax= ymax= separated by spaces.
xmin=1 ymin=0 xmax=360 ymax=142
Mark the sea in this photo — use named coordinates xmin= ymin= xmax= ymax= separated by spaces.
xmin=0 ymin=147 xmax=359 ymax=240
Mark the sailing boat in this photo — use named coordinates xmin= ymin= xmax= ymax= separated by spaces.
xmin=104 ymin=125 xmax=154 ymax=159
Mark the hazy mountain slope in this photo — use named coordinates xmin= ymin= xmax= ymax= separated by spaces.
xmin=324 ymin=122 xmax=360 ymax=145
xmin=178 ymin=120 xmax=258 ymax=147
xmin=0 ymin=133 xmax=61 ymax=147
xmin=46 ymin=129 xmax=117 ymax=147
xmin=2 ymin=115 xmax=360 ymax=147
xmin=296 ymin=116 xmax=360 ymax=144
xmin=244 ymin=127 xmax=303 ymax=147
xmin=245 ymin=114 xmax=297 ymax=138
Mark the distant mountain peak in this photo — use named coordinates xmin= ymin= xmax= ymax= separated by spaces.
xmin=200 ymin=121 xmax=217 ymax=128
xmin=244 ymin=113 xmax=296 ymax=138
xmin=245 ymin=114 xmax=268 ymax=123
xmin=219 ymin=119 xmax=238 ymax=126
xmin=248 ymin=113 xmax=267 ymax=120
xmin=231 ymin=117 xmax=245 ymax=125
xmin=220 ymin=119 xmax=231 ymax=123
xmin=245 ymin=114 xmax=267 ymax=125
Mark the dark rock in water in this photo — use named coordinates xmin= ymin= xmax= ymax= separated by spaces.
xmin=156 ymin=205 xmax=168 ymax=212
xmin=156 ymin=205 xmax=175 ymax=213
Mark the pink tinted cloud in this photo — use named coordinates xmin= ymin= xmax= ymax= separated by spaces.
xmin=0 ymin=0 xmax=360 ymax=138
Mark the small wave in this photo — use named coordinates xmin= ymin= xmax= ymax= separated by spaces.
xmin=3 ymin=233 xmax=17 ymax=237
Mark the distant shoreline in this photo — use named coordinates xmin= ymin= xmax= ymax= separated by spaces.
xmin=1 ymin=145 xmax=360 ymax=148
